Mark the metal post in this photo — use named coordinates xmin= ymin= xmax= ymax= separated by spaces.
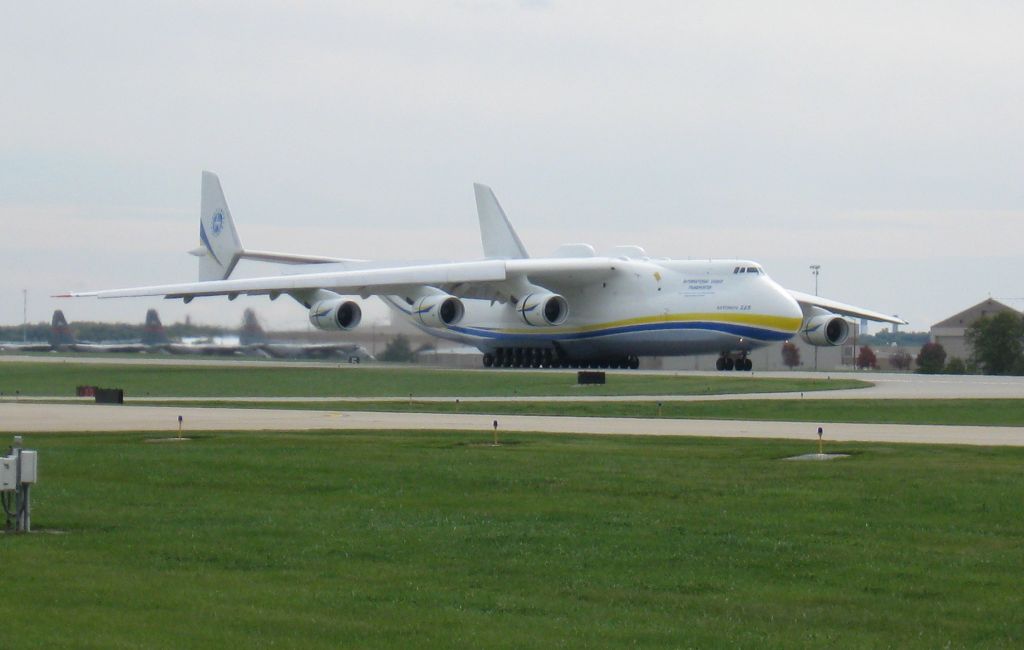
xmin=810 ymin=266 xmax=820 ymax=371
xmin=12 ymin=436 xmax=29 ymax=533
xmin=22 ymin=289 xmax=27 ymax=343
xmin=17 ymin=484 xmax=29 ymax=533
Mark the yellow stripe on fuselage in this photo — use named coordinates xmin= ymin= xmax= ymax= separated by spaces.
xmin=484 ymin=313 xmax=803 ymax=336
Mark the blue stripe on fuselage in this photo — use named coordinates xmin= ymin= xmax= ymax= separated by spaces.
xmin=447 ymin=320 xmax=792 ymax=342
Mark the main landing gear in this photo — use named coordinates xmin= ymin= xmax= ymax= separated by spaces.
xmin=482 ymin=347 xmax=640 ymax=370
xmin=716 ymin=354 xmax=752 ymax=371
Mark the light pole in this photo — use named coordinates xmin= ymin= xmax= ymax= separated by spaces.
xmin=22 ymin=289 xmax=27 ymax=342
xmin=809 ymin=266 xmax=820 ymax=370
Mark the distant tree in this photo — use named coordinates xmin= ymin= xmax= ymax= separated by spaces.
xmin=966 ymin=312 xmax=1024 ymax=375
xmin=856 ymin=346 xmax=877 ymax=370
xmin=914 ymin=342 xmax=947 ymax=374
xmin=889 ymin=350 xmax=913 ymax=372
xmin=379 ymin=334 xmax=416 ymax=363
xmin=780 ymin=342 xmax=801 ymax=369
xmin=944 ymin=357 xmax=967 ymax=375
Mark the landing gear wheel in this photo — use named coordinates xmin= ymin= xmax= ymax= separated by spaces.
xmin=724 ymin=357 xmax=735 ymax=371
xmin=716 ymin=357 xmax=726 ymax=371
xmin=743 ymin=358 xmax=753 ymax=371
xmin=482 ymin=353 xmax=494 ymax=368
xmin=628 ymin=355 xmax=640 ymax=370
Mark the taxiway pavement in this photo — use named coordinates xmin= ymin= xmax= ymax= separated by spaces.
xmin=5 ymin=354 xmax=1024 ymax=400
xmin=3 ymin=402 xmax=1023 ymax=447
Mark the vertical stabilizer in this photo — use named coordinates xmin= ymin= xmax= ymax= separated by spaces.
xmin=474 ymin=183 xmax=529 ymax=259
xmin=142 ymin=309 xmax=170 ymax=346
xmin=48 ymin=310 xmax=76 ymax=348
xmin=240 ymin=308 xmax=267 ymax=345
xmin=196 ymin=171 xmax=244 ymax=280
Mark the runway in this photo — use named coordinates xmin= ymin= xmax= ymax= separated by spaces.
xmin=3 ymin=402 xmax=1023 ymax=447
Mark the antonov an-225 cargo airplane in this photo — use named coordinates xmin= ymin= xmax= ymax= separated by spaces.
xmin=64 ymin=172 xmax=905 ymax=371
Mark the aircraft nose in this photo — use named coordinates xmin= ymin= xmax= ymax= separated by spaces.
xmin=775 ymin=285 xmax=804 ymax=329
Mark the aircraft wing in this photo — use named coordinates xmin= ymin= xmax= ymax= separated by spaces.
xmin=789 ymin=290 xmax=907 ymax=325
xmin=62 ymin=258 xmax=620 ymax=303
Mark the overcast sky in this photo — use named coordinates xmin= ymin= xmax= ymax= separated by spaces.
xmin=3 ymin=1 xmax=1022 ymax=334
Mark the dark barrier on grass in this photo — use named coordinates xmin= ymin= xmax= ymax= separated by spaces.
xmin=577 ymin=371 xmax=606 ymax=385
xmin=95 ymin=388 xmax=124 ymax=404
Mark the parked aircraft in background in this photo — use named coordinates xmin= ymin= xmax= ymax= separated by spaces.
xmin=64 ymin=172 xmax=905 ymax=370
xmin=0 ymin=310 xmax=73 ymax=352
xmin=239 ymin=308 xmax=371 ymax=361
xmin=0 ymin=310 xmax=155 ymax=353
xmin=0 ymin=309 xmax=241 ymax=355
xmin=2 ymin=308 xmax=371 ymax=362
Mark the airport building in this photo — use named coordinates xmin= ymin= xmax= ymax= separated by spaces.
xmin=930 ymin=298 xmax=1024 ymax=361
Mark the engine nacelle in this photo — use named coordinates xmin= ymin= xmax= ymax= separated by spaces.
xmin=799 ymin=313 xmax=850 ymax=346
xmin=413 ymin=295 xmax=465 ymax=328
xmin=308 ymin=299 xmax=362 ymax=331
xmin=516 ymin=292 xmax=569 ymax=326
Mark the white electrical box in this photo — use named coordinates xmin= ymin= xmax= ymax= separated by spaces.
xmin=0 ymin=457 xmax=15 ymax=491
xmin=20 ymin=451 xmax=37 ymax=484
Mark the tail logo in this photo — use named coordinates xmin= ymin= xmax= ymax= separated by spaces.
xmin=211 ymin=211 xmax=224 ymax=235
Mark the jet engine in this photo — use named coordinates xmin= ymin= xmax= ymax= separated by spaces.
xmin=413 ymin=295 xmax=465 ymax=328
xmin=516 ymin=292 xmax=568 ymax=326
xmin=308 ymin=299 xmax=362 ymax=331
xmin=799 ymin=313 xmax=850 ymax=346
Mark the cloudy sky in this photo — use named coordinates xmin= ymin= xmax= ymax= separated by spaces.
xmin=2 ymin=1 xmax=1022 ymax=333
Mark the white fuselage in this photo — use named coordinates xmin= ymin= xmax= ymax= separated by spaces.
xmin=384 ymin=257 xmax=804 ymax=360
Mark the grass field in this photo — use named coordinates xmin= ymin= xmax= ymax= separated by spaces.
xmin=138 ymin=397 xmax=1024 ymax=427
xmin=2 ymin=431 xmax=1022 ymax=648
xmin=0 ymin=361 xmax=866 ymax=398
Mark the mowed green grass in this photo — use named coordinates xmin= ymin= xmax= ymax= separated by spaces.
xmin=0 ymin=361 xmax=866 ymax=398
xmin=2 ymin=431 xmax=1022 ymax=648
xmin=144 ymin=397 xmax=1024 ymax=427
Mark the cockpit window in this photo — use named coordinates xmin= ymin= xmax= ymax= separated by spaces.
xmin=746 ymin=267 xmax=759 ymax=274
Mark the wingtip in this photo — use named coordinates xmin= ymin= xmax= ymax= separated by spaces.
xmin=53 ymin=291 xmax=97 ymax=298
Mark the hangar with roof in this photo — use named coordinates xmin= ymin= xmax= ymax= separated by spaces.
xmin=930 ymin=298 xmax=1024 ymax=361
